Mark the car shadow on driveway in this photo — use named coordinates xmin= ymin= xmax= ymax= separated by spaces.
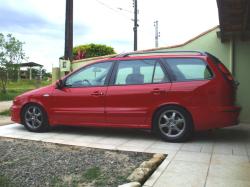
xmin=50 ymin=125 xmax=157 ymax=139
xmin=193 ymin=126 xmax=249 ymax=143
xmin=42 ymin=124 xmax=250 ymax=144
xmin=3 ymin=123 xmax=250 ymax=150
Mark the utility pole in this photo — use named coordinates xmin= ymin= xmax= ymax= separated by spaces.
xmin=64 ymin=0 xmax=73 ymax=61
xmin=154 ymin=20 xmax=160 ymax=48
xmin=133 ymin=0 xmax=138 ymax=51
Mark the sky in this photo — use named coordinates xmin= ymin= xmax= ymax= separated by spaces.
xmin=0 ymin=0 xmax=219 ymax=71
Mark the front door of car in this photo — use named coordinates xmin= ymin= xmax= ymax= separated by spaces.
xmin=51 ymin=61 xmax=113 ymax=126
xmin=105 ymin=59 xmax=171 ymax=127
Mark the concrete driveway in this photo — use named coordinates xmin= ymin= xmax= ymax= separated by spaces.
xmin=0 ymin=123 xmax=249 ymax=187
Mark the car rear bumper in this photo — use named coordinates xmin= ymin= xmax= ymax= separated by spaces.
xmin=191 ymin=105 xmax=241 ymax=131
xmin=11 ymin=105 xmax=21 ymax=124
xmin=215 ymin=106 xmax=241 ymax=127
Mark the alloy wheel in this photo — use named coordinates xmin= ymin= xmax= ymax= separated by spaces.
xmin=24 ymin=106 xmax=43 ymax=129
xmin=158 ymin=110 xmax=186 ymax=138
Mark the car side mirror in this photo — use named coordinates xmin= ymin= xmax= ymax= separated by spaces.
xmin=56 ymin=79 xmax=64 ymax=89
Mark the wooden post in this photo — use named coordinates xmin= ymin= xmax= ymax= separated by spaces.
xmin=64 ymin=0 xmax=73 ymax=61
xmin=17 ymin=67 xmax=20 ymax=82
xmin=29 ymin=67 xmax=32 ymax=80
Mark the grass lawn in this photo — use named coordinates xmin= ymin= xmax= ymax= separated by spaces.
xmin=0 ymin=80 xmax=51 ymax=101
xmin=0 ymin=109 xmax=10 ymax=116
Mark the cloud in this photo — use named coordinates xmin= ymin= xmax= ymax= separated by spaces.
xmin=0 ymin=3 xmax=89 ymax=40
xmin=0 ymin=5 xmax=47 ymax=30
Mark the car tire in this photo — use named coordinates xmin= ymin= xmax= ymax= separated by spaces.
xmin=21 ymin=104 xmax=50 ymax=132
xmin=153 ymin=106 xmax=193 ymax=142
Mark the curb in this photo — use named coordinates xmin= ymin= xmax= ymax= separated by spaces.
xmin=119 ymin=153 xmax=167 ymax=187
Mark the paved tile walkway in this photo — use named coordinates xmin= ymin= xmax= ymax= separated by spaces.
xmin=0 ymin=123 xmax=250 ymax=187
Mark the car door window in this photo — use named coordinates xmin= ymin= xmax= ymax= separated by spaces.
xmin=65 ymin=61 xmax=113 ymax=87
xmin=163 ymin=58 xmax=213 ymax=81
xmin=114 ymin=60 xmax=155 ymax=85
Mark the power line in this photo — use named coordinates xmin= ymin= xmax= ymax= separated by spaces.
xmin=117 ymin=7 xmax=133 ymax=13
xmin=95 ymin=0 xmax=138 ymax=51
xmin=95 ymin=0 xmax=133 ymax=21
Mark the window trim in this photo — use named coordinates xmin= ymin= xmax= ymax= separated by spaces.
xmin=63 ymin=61 xmax=115 ymax=88
xmin=154 ymin=60 xmax=171 ymax=83
xmin=109 ymin=58 xmax=171 ymax=86
xmin=161 ymin=57 xmax=214 ymax=82
xmin=151 ymin=61 xmax=157 ymax=83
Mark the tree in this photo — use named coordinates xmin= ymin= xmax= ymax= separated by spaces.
xmin=0 ymin=33 xmax=26 ymax=93
xmin=41 ymin=69 xmax=52 ymax=80
xmin=73 ymin=43 xmax=115 ymax=60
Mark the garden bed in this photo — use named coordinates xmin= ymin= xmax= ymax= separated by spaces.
xmin=0 ymin=137 xmax=152 ymax=187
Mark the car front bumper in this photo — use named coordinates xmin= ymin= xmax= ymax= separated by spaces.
xmin=11 ymin=105 xmax=21 ymax=124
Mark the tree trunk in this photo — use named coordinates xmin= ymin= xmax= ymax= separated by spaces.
xmin=0 ymin=70 xmax=8 ymax=94
xmin=2 ymin=85 xmax=6 ymax=94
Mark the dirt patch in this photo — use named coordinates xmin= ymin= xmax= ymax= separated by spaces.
xmin=0 ymin=101 xmax=12 ymax=112
xmin=0 ymin=137 xmax=152 ymax=187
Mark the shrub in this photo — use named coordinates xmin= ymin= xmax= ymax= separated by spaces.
xmin=73 ymin=43 xmax=115 ymax=60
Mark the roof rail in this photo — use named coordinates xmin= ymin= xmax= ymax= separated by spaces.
xmin=115 ymin=50 xmax=206 ymax=57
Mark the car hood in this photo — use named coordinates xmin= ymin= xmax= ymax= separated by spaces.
xmin=17 ymin=84 xmax=55 ymax=99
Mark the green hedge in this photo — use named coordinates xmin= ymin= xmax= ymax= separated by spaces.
xmin=73 ymin=43 xmax=115 ymax=59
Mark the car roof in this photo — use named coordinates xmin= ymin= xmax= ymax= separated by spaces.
xmin=106 ymin=50 xmax=208 ymax=61
xmin=76 ymin=51 xmax=210 ymax=70
xmin=115 ymin=50 xmax=206 ymax=57
xmin=112 ymin=54 xmax=206 ymax=61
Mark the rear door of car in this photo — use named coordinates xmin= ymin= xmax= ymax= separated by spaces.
xmin=105 ymin=58 xmax=171 ymax=127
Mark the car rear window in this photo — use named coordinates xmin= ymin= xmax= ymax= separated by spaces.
xmin=163 ymin=58 xmax=213 ymax=82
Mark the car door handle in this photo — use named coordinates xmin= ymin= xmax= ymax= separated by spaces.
xmin=91 ymin=91 xmax=104 ymax=96
xmin=151 ymin=88 xmax=165 ymax=95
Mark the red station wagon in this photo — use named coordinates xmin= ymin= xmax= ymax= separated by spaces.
xmin=11 ymin=51 xmax=241 ymax=142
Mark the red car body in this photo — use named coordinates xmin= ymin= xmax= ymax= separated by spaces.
xmin=11 ymin=52 xmax=240 ymax=133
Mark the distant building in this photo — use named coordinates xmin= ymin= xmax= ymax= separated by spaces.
xmin=19 ymin=62 xmax=43 ymax=80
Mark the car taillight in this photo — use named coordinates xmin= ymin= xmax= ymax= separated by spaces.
xmin=217 ymin=63 xmax=239 ymax=89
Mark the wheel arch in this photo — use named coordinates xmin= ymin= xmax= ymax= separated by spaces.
xmin=151 ymin=103 xmax=194 ymax=131
xmin=20 ymin=102 xmax=48 ymax=124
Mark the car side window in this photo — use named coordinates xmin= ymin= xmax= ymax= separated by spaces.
xmin=163 ymin=58 xmax=213 ymax=81
xmin=114 ymin=60 xmax=169 ymax=85
xmin=114 ymin=60 xmax=156 ymax=85
xmin=65 ymin=61 xmax=113 ymax=87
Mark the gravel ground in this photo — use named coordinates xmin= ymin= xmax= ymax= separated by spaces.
xmin=0 ymin=137 xmax=152 ymax=187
